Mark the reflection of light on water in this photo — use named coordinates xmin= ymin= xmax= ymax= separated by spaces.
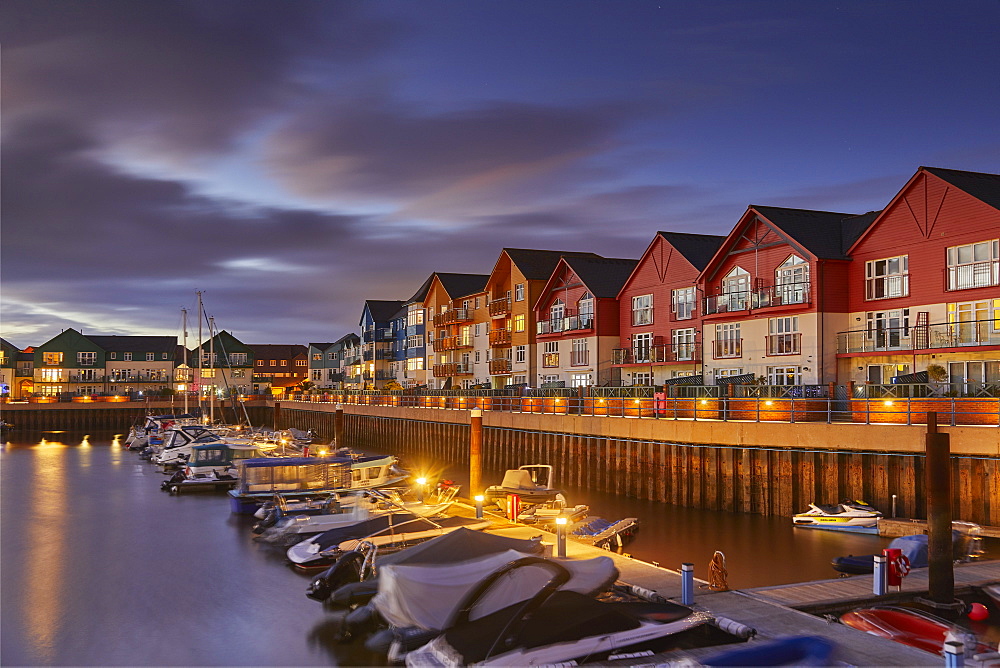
xmin=25 ymin=443 xmax=67 ymax=662
xmin=80 ymin=435 xmax=91 ymax=447
xmin=111 ymin=434 xmax=125 ymax=447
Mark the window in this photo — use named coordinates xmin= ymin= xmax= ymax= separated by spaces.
xmin=146 ymin=353 xmax=155 ymax=361
xmin=233 ymin=369 xmax=246 ymax=378
xmin=270 ymin=360 xmax=276 ymax=367
xmin=77 ymin=351 xmax=96 ymax=366
xmin=549 ymin=299 xmax=565 ymax=327
xmin=866 ymin=255 xmax=909 ymax=300
xmin=200 ymin=369 xmax=217 ymax=378
xmin=631 ymin=294 xmax=653 ymax=326
xmin=541 ymin=374 xmax=560 ymax=385
xmin=78 ymin=369 xmax=97 ymax=381
xmin=767 ymin=316 xmax=800 ymax=355
xmin=542 ymin=341 xmax=559 ymax=367
xmin=462 ymin=300 xmax=471 ymax=311
xmin=714 ymin=368 xmax=744 ymax=380
xmin=229 ymin=353 xmax=247 ymax=365
xmin=257 ymin=360 xmax=264 ymax=366
xmin=515 ymin=345 xmax=526 ymax=363
xmin=515 ymin=283 xmax=525 ymax=301
xmin=714 ymin=323 xmax=741 ymax=358
xmin=312 ymin=370 xmax=322 ymax=381
xmin=571 ymin=373 xmax=590 ymax=387
xmin=475 ymin=297 xmax=481 ymax=310
xmin=407 ymin=308 xmax=425 ymax=327
xmin=109 ymin=352 xmax=116 ymax=360
xmin=514 ymin=375 xmax=527 ymax=385
xmin=407 ymin=335 xmax=424 ymax=349
xmin=513 ymin=314 xmax=525 ymax=332
xmin=124 ymin=352 xmax=132 ymax=361
xmin=632 ymin=372 xmax=652 ymax=386
xmin=768 ymin=366 xmax=801 ymax=385
xmin=775 ymin=255 xmax=809 ymax=304
xmin=947 ymin=240 xmax=999 ymax=290
xmin=721 ymin=267 xmax=750 ymax=311
xmin=474 ymin=323 xmax=482 ymax=337
xmin=578 ymin=292 xmax=594 ymax=326
xmin=406 ymin=357 xmax=424 ymax=371
xmin=328 ymin=352 xmax=337 ymax=360
xmin=671 ymin=287 xmax=696 ymax=320
xmin=43 ymin=352 xmax=63 ymax=365
xmin=280 ymin=360 xmax=287 ymax=366
xmin=632 ymin=332 xmax=652 ymax=362
xmin=948 ymin=300 xmax=1000 ymax=344
xmin=571 ymin=338 xmax=588 ymax=366
xmin=40 ymin=368 xmax=65 ymax=382
xmin=312 ymin=353 xmax=322 ymax=361
xmin=475 ymin=351 xmax=482 ymax=363
xmin=672 ymin=328 xmax=695 ymax=361
xmin=295 ymin=359 xmax=306 ymax=367
xmin=162 ymin=352 xmax=168 ymax=360
xmin=866 ymin=309 xmax=910 ymax=349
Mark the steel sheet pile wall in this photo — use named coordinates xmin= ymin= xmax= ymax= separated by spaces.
xmin=279 ymin=407 xmax=999 ymax=525
xmin=2 ymin=404 xmax=273 ymax=432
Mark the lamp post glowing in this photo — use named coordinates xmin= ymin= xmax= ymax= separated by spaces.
xmin=416 ymin=477 xmax=427 ymax=503
xmin=555 ymin=516 xmax=567 ymax=557
xmin=474 ymin=494 xmax=484 ymax=519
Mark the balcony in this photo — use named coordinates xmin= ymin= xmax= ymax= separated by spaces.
xmin=489 ymin=297 xmax=511 ymax=317
xmin=327 ymin=372 xmax=344 ymax=382
xmin=375 ymin=370 xmax=395 ymax=381
xmin=68 ymin=374 xmax=107 ymax=383
xmin=432 ymin=336 xmax=459 ymax=352
xmin=766 ymin=333 xmax=802 ymax=356
xmin=704 ymin=282 xmax=811 ymax=315
xmin=946 ymin=262 xmax=999 ymax=291
xmin=489 ymin=328 xmax=512 ymax=347
xmin=375 ymin=349 xmax=395 ymax=360
xmin=489 ymin=358 xmax=512 ymax=375
xmin=612 ymin=344 xmax=700 ymax=365
xmin=362 ymin=328 xmax=392 ymax=343
xmin=432 ymin=308 xmax=472 ymax=326
xmin=542 ymin=353 xmax=559 ymax=368
xmin=713 ymin=339 xmax=743 ymax=359
xmin=837 ymin=318 xmax=1000 ymax=354
xmin=432 ymin=362 xmax=473 ymax=377
xmin=536 ymin=312 xmax=594 ymax=335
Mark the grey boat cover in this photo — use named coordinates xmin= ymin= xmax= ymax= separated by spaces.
xmin=372 ymin=553 xmax=618 ymax=631
xmin=378 ymin=527 xmax=544 ymax=566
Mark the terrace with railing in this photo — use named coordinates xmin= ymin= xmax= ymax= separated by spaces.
xmin=432 ymin=308 xmax=472 ymax=326
xmin=536 ymin=311 xmax=594 ymax=335
xmin=611 ymin=343 xmax=699 ymax=365
xmin=837 ymin=318 xmax=1000 ymax=354
xmin=488 ymin=328 xmax=512 ymax=347
xmin=703 ymin=282 xmax=811 ymax=315
xmin=489 ymin=296 xmax=511 ymax=317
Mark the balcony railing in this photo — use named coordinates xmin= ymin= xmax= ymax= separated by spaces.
xmin=488 ymin=358 xmax=512 ymax=375
xmin=362 ymin=328 xmax=392 ymax=343
xmin=327 ymin=372 xmax=344 ymax=382
xmin=946 ymin=262 xmax=1000 ymax=291
xmin=612 ymin=344 xmax=699 ymax=365
xmin=570 ymin=350 xmax=589 ymax=366
xmin=489 ymin=328 xmax=512 ymax=347
xmin=713 ymin=338 xmax=742 ymax=359
xmin=432 ymin=362 xmax=473 ymax=377
xmin=489 ymin=297 xmax=511 ymax=317
xmin=766 ymin=333 xmax=802 ymax=356
xmin=432 ymin=308 xmax=472 ymax=326
xmin=542 ymin=353 xmax=559 ymax=368
xmin=536 ymin=312 xmax=594 ymax=335
xmin=704 ymin=282 xmax=811 ymax=315
xmin=375 ymin=349 xmax=395 ymax=360
xmin=669 ymin=305 xmax=696 ymax=321
xmin=432 ymin=336 xmax=458 ymax=352
xmin=631 ymin=308 xmax=653 ymax=326
xmin=375 ymin=370 xmax=395 ymax=381
xmin=837 ymin=318 xmax=1000 ymax=354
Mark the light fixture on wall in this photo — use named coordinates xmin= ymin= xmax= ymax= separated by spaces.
xmin=857 ymin=366 xmax=863 ymax=371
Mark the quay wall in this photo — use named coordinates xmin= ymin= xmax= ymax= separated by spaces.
xmin=276 ymin=401 xmax=1000 ymax=526
xmin=0 ymin=401 xmax=273 ymax=432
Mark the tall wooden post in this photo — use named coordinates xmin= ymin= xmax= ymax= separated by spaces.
xmin=273 ymin=401 xmax=281 ymax=431
xmin=925 ymin=412 xmax=955 ymax=606
xmin=334 ymin=404 xmax=344 ymax=448
xmin=470 ymin=408 xmax=483 ymax=496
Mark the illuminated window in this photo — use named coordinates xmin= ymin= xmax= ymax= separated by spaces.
xmin=77 ymin=351 xmax=96 ymax=366
xmin=43 ymin=352 xmax=64 ymax=365
xmin=513 ymin=314 xmax=525 ymax=332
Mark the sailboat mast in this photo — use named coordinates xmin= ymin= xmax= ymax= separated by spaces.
xmin=197 ymin=291 xmax=204 ymax=424
xmin=182 ymin=308 xmax=188 ymax=414
xmin=209 ymin=315 xmax=216 ymax=425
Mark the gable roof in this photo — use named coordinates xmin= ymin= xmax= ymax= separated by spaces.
xmin=657 ymin=232 xmax=726 ymax=271
xmin=309 ymin=342 xmax=336 ymax=351
xmin=502 ymin=248 xmax=602 ymax=281
xmin=247 ymin=344 xmax=307 ymax=360
xmin=435 ymin=272 xmax=490 ymax=299
xmin=407 ymin=274 xmax=437 ymax=304
xmin=362 ymin=300 xmax=405 ymax=324
xmin=562 ymin=256 xmax=639 ymax=299
xmin=87 ymin=335 xmax=177 ymax=353
xmin=922 ymin=166 xmax=1000 ymax=211
xmin=751 ymin=206 xmax=864 ymax=260
xmin=334 ymin=332 xmax=360 ymax=346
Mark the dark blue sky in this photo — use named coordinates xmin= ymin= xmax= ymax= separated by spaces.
xmin=2 ymin=1 xmax=998 ymax=348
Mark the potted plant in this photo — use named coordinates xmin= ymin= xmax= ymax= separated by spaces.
xmin=926 ymin=363 xmax=948 ymax=396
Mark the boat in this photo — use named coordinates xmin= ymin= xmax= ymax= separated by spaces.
xmin=831 ymin=522 xmax=985 ymax=574
xmin=286 ymin=513 xmax=491 ymax=570
xmin=227 ymin=453 xmax=405 ymax=514
xmin=484 ymin=464 xmax=564 ymax=508
xmin=840 ymin=605 xmax=990 ymax=656
xmin=124 ymin=413 xmax=201 ymax=450
xmin=699 ymin=635 xmax=835 ymax=666
xmin=150 ymin=424 xmax=255 ymax=466
xmin=307 ymin=527 xmax=545 ymax=606
xmin=254 ymin=486 xmax=460 ymax=545
xmin=403 ymin=557 xmax=711 ymax=666
xmin=792 ymin=499 xmax=881 ymax=533
xmin=159 ymin=443 xmax=264 ymax=494
xmin=571 ymin=517 xmax=641 ymax=550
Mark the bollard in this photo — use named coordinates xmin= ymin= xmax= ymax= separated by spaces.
xmin=873 ymin=554 xmax=887 ymax=596
xmin=944 ymin=640 xmax=964 ymax=668
xmin=474 ymin=495 xmax=484 ymax=520
xmin=681 ymin=563 xmax=694 ymax=605
xmin=416 ymin=477 xmax=426 ymax=503
xmin=556 ymin=517 xmax=567 ymax=557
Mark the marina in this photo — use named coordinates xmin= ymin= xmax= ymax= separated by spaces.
xmin=2 ymin=427 xmax=999 ymax=666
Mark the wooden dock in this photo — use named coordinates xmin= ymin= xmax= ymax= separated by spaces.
xmin=483 ymin=520 xmax=1000 ymax=666
xmin=881 ymin=517 xmax=1000 ymax=539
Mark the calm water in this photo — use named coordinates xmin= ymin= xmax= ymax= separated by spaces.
xmin=1 ymin=430 xmax=987 ymax=666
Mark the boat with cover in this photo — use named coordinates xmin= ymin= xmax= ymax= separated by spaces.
xmin=792 ymin=499 xmax=881 ymax=534
xmin=286 ymin=513 xmax=491 ymax=570
xmin=484 ymin=464 xmax=563 ymax=507
xmin=840 ymin=605 xmax=989 ymax=656
xmin=831 ymin=523 xmax=984 ymax=574
xmin=403 ymin=557 xmax=711 ymax=667
xmin=227 ymin=453 xmax=405 ymax=513
xmin=699 ymin=635 xmax=835 ymax=666
xmin=151 ymin=424 xmax=255 ymax=467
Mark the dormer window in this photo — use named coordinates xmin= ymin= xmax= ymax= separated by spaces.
xmin=578 ymin=293 xmax=594 ymax=327
xmin=776 ymin=255 xmax=809 ymax=305
xmin=721 ymin=267 xmax=750 ymax=311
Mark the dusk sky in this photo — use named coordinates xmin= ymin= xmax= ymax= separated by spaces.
xmin=3 ymin=1 xmax=998 ymax=349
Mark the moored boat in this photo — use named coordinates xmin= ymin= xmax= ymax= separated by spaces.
xmin=792 ymin=499 xmax=881 ymax=533
xmin=840 ymin=605 xmax=989 ymax=656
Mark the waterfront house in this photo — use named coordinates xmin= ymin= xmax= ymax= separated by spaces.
xmin=15 ymin=348 xmax=34 ymax=399
xmin=189 ymin=331 xmax=254 ymax=398
xmin=484 ymin=249 xmax=602 ymax=389
xmin=613 ymin=232 xmax=725 ymax=387
xmin=839 ymin=167 xmax=1000 ymax=391
xmin=533 ymin=255 xmax=638 ymax=387
xmin=308 ymin=342 xmax=336 ymax=387
xmin=341 ymin=333 xmax=364 ymax=389
xmin=360 ymin=300 xmax=404 ymax=389
xmin=0 ymin=338 xmax=20 ymax=398
xmin=396 ymin=275 xmax=433 ymax=389
xmin=249 ymin=344 xmax=308 ymax=396
xmin=32 ymin=329 xmax=178 ymax=398
xmin=423 ymin=272 xmax=490 ymax=390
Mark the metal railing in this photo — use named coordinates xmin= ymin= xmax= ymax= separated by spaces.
xmin=837 ymin=318 xmax=1000 ymax=353
xmin=612 ymin=344 xmax=698 ymax=365
xmin=536 ymin=312 xmax=594 ymax=334
xmin=704 ymin=282 xmax=811 ymax=315
xmin=946 ymin=261 xmax=999 ymax=291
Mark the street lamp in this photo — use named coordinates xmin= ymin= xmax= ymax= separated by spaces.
xmin=474 ymin=494 xmax=484 ymax=519
xmin=555 ymin=516 xmax=567 ymax=557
